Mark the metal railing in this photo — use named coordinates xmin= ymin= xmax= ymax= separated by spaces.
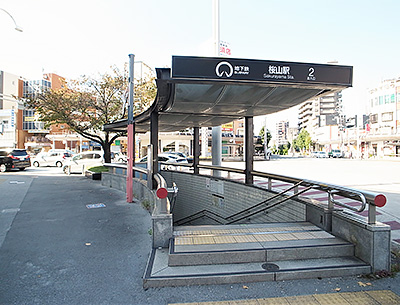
xmin=107 ymin=161 xmax=386 ymax=225
xmin=175 ymin=182 xmax=315 ymax=226
xmin=161 ymin=163 xmax=386 ymax=225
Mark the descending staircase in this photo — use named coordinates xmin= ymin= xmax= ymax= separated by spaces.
xmin=143 ymin=222 xmax=371 ymax=288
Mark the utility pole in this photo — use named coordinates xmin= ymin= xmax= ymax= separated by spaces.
xmin=212 ymin=0 xmax=222 ymax=176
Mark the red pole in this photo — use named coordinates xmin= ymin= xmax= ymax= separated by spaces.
xmin=126 ymin=124 xmax=134 ymax=202
xmin=126 ymin=54 xmax=135 ymax=202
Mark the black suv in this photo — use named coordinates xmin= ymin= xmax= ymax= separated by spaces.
xmin=0 ymin=149 xmax=31 ymax=172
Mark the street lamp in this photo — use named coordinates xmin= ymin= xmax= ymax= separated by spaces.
xmin=0 ymin=8 xmax=23 ymax=32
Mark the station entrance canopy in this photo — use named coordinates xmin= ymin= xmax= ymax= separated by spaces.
xmin=104 ymin=56 xmax=352 ymax=133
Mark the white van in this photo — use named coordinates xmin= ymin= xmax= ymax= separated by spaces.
xmin=62 ymin=151 xmax=104 ymax=174
xmin=32 ymin=150 xmax=73 ymax=167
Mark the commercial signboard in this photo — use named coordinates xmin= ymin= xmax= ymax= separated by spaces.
xmin=219 ymin=41 xmax=231 ymax=57
xmin=221 ymin=122 xmax=233 ymax=131
xmin=172 ymin=56 xmax=352 ymax=87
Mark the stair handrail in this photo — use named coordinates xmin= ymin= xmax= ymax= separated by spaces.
xmin=163 ymin=164 xmax=386 ymax=225
xmin=175 ymin=182 xmax=316 ymax=226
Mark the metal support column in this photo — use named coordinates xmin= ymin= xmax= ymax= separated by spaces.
xmin=150 ymin=111 xmax=159 ymax=189
xmin=245 ymin=116 xmax=254 ymax=185
xmin=193 ymin=127 xmax=200 ymax=174
xmin=212 ymin=126 xmax=222 ymax=177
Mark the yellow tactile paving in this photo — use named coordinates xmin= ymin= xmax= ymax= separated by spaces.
xmin=336 ymin=291 xmax=378 ymax=305
xmin=213 ymin=235 xmax=238 ymax=244
xmin=233 ymin=234 xmax=258 ymax=243
xmin=174 ymin=231 xmax=330 ymax=245
xmin=174 ymin=237 xmax=193 ymax=245
xmin=192 ymin=236 xmax=216 ymax=244
xmin=274 ymin=233 xmax=297 ymax=241
xmin=366 ymin=290 xmax=400 ymax=304
xmin=169 ymin=290 xmax=400 ymax=305
xmin=254 ymin=234 xmax=279 ymax=242
xmin=199 ymin=302 xmax=230 ymax=305
xmin=291 ymin=232 xmax=316 ymax=240
xmin=312 ymin=293 xmax=351 ymax=304
xmin=173 ymin=223 xmax=338 ymax=246
xmin=213 ymin=229 xmax=232 ymax=234
xmin=228 ymin=300 xmax=260 ymax=305
xmin=285 ymin=295 xmax=320 ymax=304
xmin=257 ymin=298 xmax=290 ymax=305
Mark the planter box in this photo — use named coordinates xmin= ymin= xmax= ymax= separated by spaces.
xmin=85 ymin=171 xmax=102 ymax=180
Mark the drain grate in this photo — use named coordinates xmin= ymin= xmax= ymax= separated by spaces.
xmin=261 ymin=263 xmax=280 ymax=272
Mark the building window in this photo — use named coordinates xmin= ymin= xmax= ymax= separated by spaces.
xmin=382 ymin=112 xmax=393 ymax=122
xmin=391 ymin=94 xmax=395 ymax=103
xmin=379 ymin=96 xmax=383 ymax=105
xmin=385 ymin=95 xmax=390 ymax=104
xmin=370 ymin=114 xmax=378 ymax=124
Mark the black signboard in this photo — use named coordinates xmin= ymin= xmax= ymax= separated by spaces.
xmin=172 ymin=56 xmax=352 ymax=87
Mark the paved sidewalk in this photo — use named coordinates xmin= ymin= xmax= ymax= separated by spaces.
xmin=0 ymin=170 xmax=399 ymax=305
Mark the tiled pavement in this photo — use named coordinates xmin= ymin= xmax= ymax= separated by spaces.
xmin=169 ymin=290 xmax=400 ymax=305
xmin=173 ymin=223 xmax=334 ymax=246
xmin=229 ymin=175 xmax=400 ymax=246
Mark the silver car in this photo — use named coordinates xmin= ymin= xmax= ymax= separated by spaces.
xmin=63 ymin=151 xmax=104 ymax=174
xmin=32 ymin=150 xmax=72 ymax=167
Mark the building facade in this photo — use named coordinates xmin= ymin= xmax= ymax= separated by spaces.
xmin=297 ymin=91 xmax=344 ymax=152
xmin=366 ymin=78 xmax=400 ymax=157
xmin=0 ymin=71 xmax=87 ymax=153
xmin=298 ymin=91 xmax=342 ymax=138
xmin=0 ymin=71 xmax=25 ymax=149
xmin=275 ymin=121 xmax=289 ymax=146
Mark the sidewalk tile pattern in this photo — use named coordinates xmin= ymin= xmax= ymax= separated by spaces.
xmin=174 ymin=224 xmax=334 ymax=246
xmin=169 ymin=290 xmax=400 ymax=305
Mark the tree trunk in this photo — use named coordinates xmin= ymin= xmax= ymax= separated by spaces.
xmin=103 ymin=142 xmax=112 ymax=163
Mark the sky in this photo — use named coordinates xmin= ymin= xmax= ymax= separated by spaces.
xmin=1 ymin=0 xmax=400 ymax=133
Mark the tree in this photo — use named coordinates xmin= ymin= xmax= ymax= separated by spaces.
xmin=259 ymin=126 xmax=272 ymax=147
xmin=23 ymin=67 xmax=156 ymax=163
xmin=293 ymin=128 xmax=312 ymax=153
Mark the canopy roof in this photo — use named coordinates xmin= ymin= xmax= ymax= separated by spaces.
xmin=104 ymin=56 xmax=352 ymax=133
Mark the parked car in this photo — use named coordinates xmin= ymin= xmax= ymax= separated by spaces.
xmin=62 ymin=151 xmax=104 ymax=174
xmin=0 ymin=149 xmax=31 ymax=172
xmin=32 ymin=150 xmax=73 ymax=167
xmin=167 ymin=151 xmax=193 ymax=163
xmin=317 ymin=151 xmax=329 ymax=158
xmin=112 ymin=152 xmax=127 ymax=163
xmin=139 ymin=153 xmax=188 ymax=164
xmin=329 ymin=149 xmax=343 ymax=158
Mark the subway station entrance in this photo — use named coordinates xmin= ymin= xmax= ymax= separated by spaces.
xmin=103 ymin=56 xmax=390 ymax=288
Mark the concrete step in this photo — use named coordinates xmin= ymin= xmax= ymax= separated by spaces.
xmin=143 ymin=248 xmax=371 ymax=288
xmin=170 ymin=222 xmax=355 ymax=266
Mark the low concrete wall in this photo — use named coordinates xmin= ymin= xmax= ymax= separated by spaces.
xmin=305 ymin=199 xmax=391 ymax=272
xmin=102 ymin=171 xmax=154 ymax=210
xmin=332 ymin=212 xmax=391 ymax=272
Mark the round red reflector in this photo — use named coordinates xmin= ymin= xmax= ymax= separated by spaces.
xmin=156 ymin=187 xmax=168 ymax=199
xmin=374 ymin=194 xmax=386 ymax=207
